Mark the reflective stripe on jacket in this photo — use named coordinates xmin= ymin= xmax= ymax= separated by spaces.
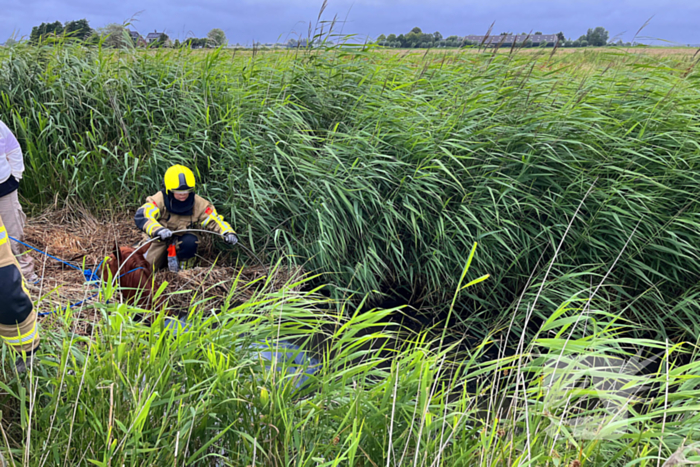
xmin=0 ymin=214 xmax=39 ymax=353
xmin=134 ymin=191 xmax=234 ymax=237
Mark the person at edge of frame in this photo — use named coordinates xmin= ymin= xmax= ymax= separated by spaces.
xmin=0 ymin=212 xmax=40 ymax=374
xmin=0 ymin=119 xmax=36 ymax=283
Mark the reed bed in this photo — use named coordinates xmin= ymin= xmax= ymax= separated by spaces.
xmin=3 ymin=41 xmax=700 ymax=345
xmin=0 ymin=38 xmax=699 ymax=465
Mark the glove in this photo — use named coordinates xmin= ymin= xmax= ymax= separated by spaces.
xmin=156 ymin=228 xmax=173 ymax=241
xmin=224 ymin=233 xmax=238 ymax=245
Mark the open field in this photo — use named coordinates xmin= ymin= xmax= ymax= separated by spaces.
xmin=0 ymin=42 xmax=700 ymax=465
xmin=119 ymin=44 xmax=700 ymax=64
xmin=381 ymin=45 xmax=699 ymax=55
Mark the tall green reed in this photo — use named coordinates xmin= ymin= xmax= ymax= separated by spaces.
xmin=1 ymin=40 xmax=699 ymax=343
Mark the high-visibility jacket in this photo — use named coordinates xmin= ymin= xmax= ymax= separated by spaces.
xmin=134 ymin=191 xmax=234 ymax=238
xmin=0 ymin=213 xmax=39 ymax=353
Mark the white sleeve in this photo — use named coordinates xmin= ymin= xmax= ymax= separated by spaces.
xmin=7 ymin=148 xmax=24 ymax=181
xmin=0 ymin=123 xmax=24 ymax=180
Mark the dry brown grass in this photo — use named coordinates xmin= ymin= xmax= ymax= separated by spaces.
xmin=24 ymin=205 xmax=142 ymax=321
xmin=628 ymin=47 xmax=699 ymax=57
xmin=24 ymin=204 xmax=141 ymax=267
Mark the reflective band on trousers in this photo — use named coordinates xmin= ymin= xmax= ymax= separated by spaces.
xmin=0 ymin=225 xmax=7 ymax=245
xmin=2 ymin=322 xmax=38 ymax=346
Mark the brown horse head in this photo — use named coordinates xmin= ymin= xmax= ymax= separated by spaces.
xmin=103 ymin=245 xmax=154 ymax=309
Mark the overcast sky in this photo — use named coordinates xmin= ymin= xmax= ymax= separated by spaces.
xmin=2 ymin=0 xmax=698 ymax=45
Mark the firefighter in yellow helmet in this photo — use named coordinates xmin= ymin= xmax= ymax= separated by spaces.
xmin=134 ymin=165 xmax=238 ymax=271
xmin=0 ymin=212 xmax=40 ymax=373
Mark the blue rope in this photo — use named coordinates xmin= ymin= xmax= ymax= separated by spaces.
xmin=9 ymin=236 xmax=83 ymax=271
xmin=37 ymin=292 xmax=101 ymax=317
xmin=119 ymin=267 xmax=145 ymax=278
xmin=12 ymin=236 xmax=108 ymax=286
xmin=84 ymin=258 xmax=105 ymax=283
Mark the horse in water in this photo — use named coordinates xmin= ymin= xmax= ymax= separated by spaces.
xmin=102 ymin=245 xmax=155 ymax=310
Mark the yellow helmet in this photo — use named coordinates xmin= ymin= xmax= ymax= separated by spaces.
xmin=164 ymin=165 xmax=196 ymax=194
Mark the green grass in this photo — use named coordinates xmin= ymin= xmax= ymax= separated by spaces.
xmin=1 ymin=268 xmax=700 ymax=466
xmin=1 ymin=38 xmax=700 ymax=465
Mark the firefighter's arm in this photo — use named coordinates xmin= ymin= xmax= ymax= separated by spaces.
xmin=199 ymin=202 xmax=234 ymax=235
xmin=0 ymin=222 xmax=39 ymax=353
xmin=134 ymin=194 xmax=166 ymax=237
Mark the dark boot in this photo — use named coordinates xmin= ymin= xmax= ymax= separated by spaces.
xmin=15 ymin=345 xmax=39 ymax=374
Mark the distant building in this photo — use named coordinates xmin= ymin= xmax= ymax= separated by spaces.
xmin=286 ymin=38 xmax=310 ymax=48
xmin=127 ymin=30 xmax=146 ymax=47
xmin=145 ymin=31 xmax=164 ymax=44
xmin=464 ymin=33 xmax=559 ymax=46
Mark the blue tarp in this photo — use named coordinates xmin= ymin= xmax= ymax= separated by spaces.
xmin=164 ymin=317 xmax=320 ymax=389
xmin=164 ymin=316 xmax=191 ymax=336
xmin=245 ymin=341 xmax=320 ymax=389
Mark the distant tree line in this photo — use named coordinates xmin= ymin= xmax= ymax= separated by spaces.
xmin=19 ymin=21 xmax=625 ymax=50
xmin=563 ymin=27 xmax=612 ymax=47
xmin=182 ymin=29 xmax=228 ymax=48
xmin=376 ymin=27 xmax=455 ymax=49
xmin=286 ymin=38 xmax=314 ymax=48
xmin=24 ymin=19 xmax=227 ymax=50
xmin=377 ymin=26 xmax=622 ymax=49
xmin=30 ymin=19 xmax=95 ymax=43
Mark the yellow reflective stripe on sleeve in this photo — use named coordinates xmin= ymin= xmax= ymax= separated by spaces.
xmin=2 ymin=322 xmax=38 ymax=346
xmin=203 ymin=213 xmax=233 ymax=233
xmin=145 ymin=222 xmax=162 ymax=236
xmin=21 ymin=279 xmax=30 ymax=297
xmin=219 ymin=219 xmax=234 ymax=234
xmin=143 ymin=203 xmax=160 ymax=220
xmin=0 ymin=225 xmax=7 ymax=245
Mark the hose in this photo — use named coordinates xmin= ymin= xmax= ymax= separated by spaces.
xmin=110 ymin=229 xmax=265 ymax=289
